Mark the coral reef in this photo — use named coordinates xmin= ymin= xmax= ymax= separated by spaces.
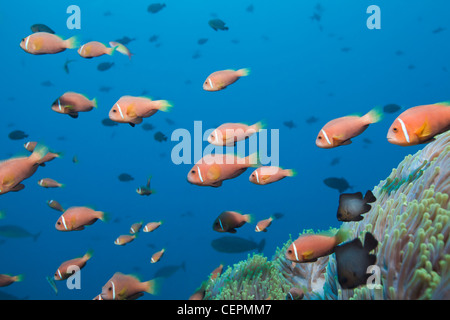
xmin=202 ymin=131 xmax=450 ymax=300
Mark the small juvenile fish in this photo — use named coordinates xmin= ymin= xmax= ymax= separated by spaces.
xmin=209 ymin=19 xmax=229 ymax=31
xmin=203 ymin=68 xmax=250 ymax=91
xmin=255 ymin=216 xmax=273 ymax=232
xmin=337 ymin=190 xmax=376 ymax=222
xmin=283 ymin=120 xmax=296 ymax=128
xmin=51 ymin=92 xmax=97 ymax=119
xmin=55 ymin=206 xmax=108 ymax=232
xmin=147 ymin=3 xmax=166 ymax=13
xmin=100 ymin=272 xmax=162 ymax=300
xmin=8 ymin=130 xmax=28 ymax=140
xmin=130 ymin=222 xmax=143 ymax=234
xmin=20 ymin=32 xmax=78 ymax=55
xmin=212 ymin=211 xmax=253 ymax=233
xmin=249 ymin=166 xmax=296 ymax=185
xmin=118 ymin=173 xmax=134 ymax=182
xmin=143 ymin=221 xmax=163 ymax=233
xmin=38 ymin=178 xmax=64 ymax=188
xmin=114 ymin=234 xmax=137 ymax=246
xmin=136 ymin=177 xmax=155 ymax=196
xmin=97 ymin=62 xmax=114 ymax=71
xmin=109 ymin=95 xmax=172 ymax=127
xmin=151 ymin=248 xmax=165 ymax=263
xmin=47 ymin=200 xmax=65 ymax=212
xmin=0 ymin=274 xmax=24 ymax=287
xmin=154 ymin=131 xmax=167 ymax=142
xmin=316 ymin=108 xmax=383 ymax=148
xmin=54 ymin=249 xmax=93 ymax=280
xmin=323 ymin=177 xmax=352 ymax=193
xmin=387 ymin=102 xmax=450 ymax=146
xmin=207 ymin=122 xmax=263 ymax=146
xmin=109 ymin=41 xmax=133 ymax=59
xmin=335 ymin=232 xmax=378 ymax=289
xmin=383 ymin=103 xmax=401 ymax=114
xmin=285 ymin=228 xmax=349 ymax=265
xmin=78 ymin=41 xmax=117 ymax=58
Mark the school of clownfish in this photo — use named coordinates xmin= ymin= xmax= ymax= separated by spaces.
xmin=0 ymin=28 xmax=449 ymax=300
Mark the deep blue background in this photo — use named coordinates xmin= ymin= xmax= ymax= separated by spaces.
xmin=0 ymin=0 xmax=448 ymax=300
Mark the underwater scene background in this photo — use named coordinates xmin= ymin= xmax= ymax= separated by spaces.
xmin=0 ymin=0 xmax=449 ymax=300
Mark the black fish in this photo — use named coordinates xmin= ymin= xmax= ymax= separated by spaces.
xmin=273 ymin=212 xmax=284 ymax=220
xmin=99 ymin=86 xmax=113 ymax=92
xmin=363 ymin=138 xmax=372 ymax=144
xmin=432 ymin=27 xmax=445 ymax=34
xmin=154 ymin=131 xmax=167 ymax=142
xmin=31 ymin=23 xmax=55 ymax=34
xmin=118 ymin=173 xmax=134 ymax=182
xmin=330 ymin=157 xmax=340 ymax=166
xmin=305 ymin=116 xmax=319 ymax=124
xmin=211 ymin=236 xmax=265 ymax=253
xmin=41 ymin=80 xmax=53 ymax=87
xmin=197 ymin=38 xmax=208 ymax=45
xmin=283 ymin=120 xmax=296 ymax=129
xmin=97 ymin=62 xmax=114 ymax=71
xmin=63 ymin=59 xmax=75 ymax=74
xmin=337 ymin=190 xmax=376 ymax=222
xmin=246 ymin=4 xmax=254 ymax=13
xmin=149 ymin=35 xmax=159 ymax=43
xmin=324 ymin=177 xmax=352 ymax=193
xmin=115 ymin=36 xmax=135 ymax=45
xmin=165 ymin=118 xmax=175 ymax=125
xmin=335 ymin=232 xmax=378 ymax=289
xmin=101 ymin=118 xmax=118 ymax=127
xmin=8 ymin=130 xmax=28 ymax=140
xmin=142 ymin=123 xmax=155 ymax=131
xmin=136 ymin=176 xmax=154 ymax=196
xmin=148 ymin=3 xmax=166 ymax=13
xmin=383 ymin=103 xmax=401 ymax=114
xmin=153 ymin=261 xmax=186 ymax=279
xmin=0 ymin=225 xmax=41 ymax=241
xmin=192 ymin=51 xmax=201 ymax=59
xmin=209 ymin=19 xmax=229 ymax=31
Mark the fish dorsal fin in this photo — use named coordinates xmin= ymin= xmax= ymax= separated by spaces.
xmin=207 ymin=164 xmax=222 ymax=181
xmin=415 ymin=119 xmax=432 ymax=138
xmin=127 ymin=105 xmax=137 ymax=118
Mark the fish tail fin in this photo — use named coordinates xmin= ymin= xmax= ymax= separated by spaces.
xmin=334 ymin=226 xmax=351 ymax=245
xmin=251 ymin=120 xmax=266 ymax=132
xmin=156 ymin=100 xmax=173 ymax=112
xmin=244 ymin=214 xmax=254 ymax=224
xmin=92 ymin=98 xmax=98 ymax=109
xmin=65 ymin=36 xmax=79 ymax=49
xmin=364 ymin=190 xmax=377 ymax=203
xmin=83 ymin=249 xmax=94 ymax=261
xmin=29 ymin=144 xmax=49 ymax=165
xmin=237 ymin=68 xmax=250 ymax=77
xmin=145 ymin=277 xmax=163 ymax=295
xmin=107 ymin=45 xmax=118 ymax=56
xmin=109 ymin=41 xmax=132 ymax=59
xmin=363 ymin=107 xmax=384 ymax=124
xmin=14 ymin=274 xmax=25 ymax=282
xmin=284 ymin=169 xmax=297 ymax=177
xmin=363 ymin=232 xmax=379 ymax=252
xmin=245 ymin=152 xmax=260 ymax=167
xmin=98 ymin=211 xmax=110 ymax=222
xmin=33 ymin=232 xmax=42 ymax=242
xmin=0 ymin=210 xmax=5 ymax=220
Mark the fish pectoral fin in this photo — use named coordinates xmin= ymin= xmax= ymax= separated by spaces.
xmin=129 ymin=123 xmax=135 ymax=127
xmin=301 ymin=250 xmax=315 ymax=261
xmin=2 ymin=175 xmax=16 ymax=187
xmin=68 ymin=113 xmax=79 ymax=119
xmin=10 ymin=184 xmax=25 ymax=192
xmin=126 ymin=105 xmax=137 ymax=118
xmin=261 ymin=175 xmax=271 ymax=182
xmin=415 ymin=120 xmax=432 ymax=138
xmin=207 ymin=164 xmax=222 ymax=181
xmin=228 ymin=229 xmax=237 ymax=234
xmin=332 ymin=135 xmax=352 ymax=145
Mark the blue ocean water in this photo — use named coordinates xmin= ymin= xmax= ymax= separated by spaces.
xmin=0 ymin=0 xmax=448 ymax=300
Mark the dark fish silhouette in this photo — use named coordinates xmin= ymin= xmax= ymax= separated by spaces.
xmin=383 ymin=103 xmax=401 ymax=114
xmin=246 ymin=4 xmax=254 ymax=13
xmin=115 ymin=36 xmax=136 ymax=45
xmin=330 ymin=157 xmax=340 ymax=166
xmin=136 ymin=176 xmax=154 ymax=196
xmin=118 ymin=173 xmax=134 ymax=182
xmin=363 ymin=138 xmax=372 ymax=144
xmin=324 ymin=177 xmax=352 ymax=193
xmin=209 ymin=19 xmax=229 ymax=31
xmin=99 ymin=86 xmax=113 ymax=92
xmin=149 ymin=35 xmax=159 ymax=43
xmin=197 ymin=38 xmax=208 ymax=45
xmin=283 ymin=120 xmax=296 ymax=129
xmin=0 ymin=225 xmax=41 ymax=241
xmin=153 ymin=261 xmax=186 ymax=279
xmin=306 ymin=116 xmax=319 ymax=124
xmin=335 ymin=232 xmax=378 ymax=289
xmin=432 ymin=27 xmax=445 ymax=34
xmin=211 ymin=236 xmax=265 ymax=253
xmin=337 ymin=190 xmax=376 ymax=222
xmin=97 ymin=62 xmax=114 ymax=71
xmin=31 ymin=23 xmax=55 ymax=34
xmin=101 ymin=118 xmax=118 ymax=127
xmin=63 ymin=59 xmax=75 ymax=74
xmin=148 ymin=3 xmax=166 ymax=13
xmin=41 ymin=81 xmax=53 ymax=87
xmin=8 ymin=130 xmax=28 ymax=140
xmin=154 ymin=131 xmax=167 ymax=142
xmin=142 ymin=123 xmax=155 ymax=131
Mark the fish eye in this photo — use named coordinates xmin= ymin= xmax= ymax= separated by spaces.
xmin=318 ymin=136 xmax=322 ymax=140
xmin=113 ymin=109 xmax=117 ymax=113
xmin=287 ymin=249 xmax=292 ymax=254
xmin=57 ymin=221 xmax=61 ymax=225
xmin=393 ymin=127 xmax=398 ymax=132
xmin=191 ymin=170 xmax=196 ymax=174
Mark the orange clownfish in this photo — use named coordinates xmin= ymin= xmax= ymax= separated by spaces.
xmin=387 ymin=102 xmax=450 ymax=146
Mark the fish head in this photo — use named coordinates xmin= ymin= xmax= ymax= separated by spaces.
xmin=387 ymin=118 xmax=418 ymax=146
xmin=187 ymin=165 xmax=205 ymax=185
xmin=315 ymin=129 xmax=334 ymax=148
xmin=203 ymin=77 xmax=217 ymax=91
xmin=109 ymin=103 xmax=128 ymax=123
xmin=285 ymin=241 xmax=301 ymax=262
xmin=212 ymin=218 xmax=226 ymax=232
xmin=249 ymin=169 xmax=261 ymax=184
xmin=55 ymin=215 xmax=70 ymax=231
xmin=100 ymin=280 xmax=117 ymax=300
